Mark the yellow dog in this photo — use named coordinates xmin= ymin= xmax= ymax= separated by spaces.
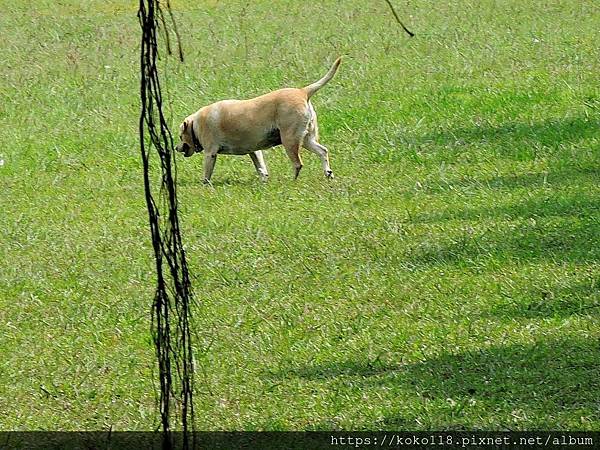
xmin=176 ymin=58 xmax=342 ymax=183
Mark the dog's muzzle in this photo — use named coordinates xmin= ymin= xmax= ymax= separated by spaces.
xmin=178 ymin=143 xmax=194 ymax=157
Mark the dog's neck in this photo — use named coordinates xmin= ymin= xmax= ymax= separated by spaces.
xmin=190 ymin=122 xmax=203 ymax=152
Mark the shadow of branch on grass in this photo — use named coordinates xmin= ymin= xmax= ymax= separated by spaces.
xmin=176 ymin=175 xmax=262 ymax=187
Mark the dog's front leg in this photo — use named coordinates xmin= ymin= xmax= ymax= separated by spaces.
xmin=203 ymin=149 xmax=218 ymax=184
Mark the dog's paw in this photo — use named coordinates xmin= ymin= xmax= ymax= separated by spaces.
xmin=325 ymin=170 xmax=335 ymax=179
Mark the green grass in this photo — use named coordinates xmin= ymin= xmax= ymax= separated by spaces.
xmin=1 ymin=0 xmax=599 ymax=431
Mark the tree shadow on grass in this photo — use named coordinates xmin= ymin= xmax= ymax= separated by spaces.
xmin=406 ymin=168 xmax=600 ymax=320
xmin=419 ymin=165 xmax=599 ymax=199
xmin=416 ymin=185 xmax=600 ymax=224
xmin=490 ymin=276 xmax=600 ymax=320
xmin=406 ymin=215 xmax=599 ymax=268
xmin=378 ymin=339 xmax=600 ymax=430
xmin=273 ymin=337 xmax=600 ymax=429
xmin=400 ymin=116 xmax=599 ymax=207
xmin=410 ymin=116 xmax=599 ymax=152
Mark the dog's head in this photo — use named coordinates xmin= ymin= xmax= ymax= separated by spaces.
xmin=176 ymin=119 xmax=202 ymax=157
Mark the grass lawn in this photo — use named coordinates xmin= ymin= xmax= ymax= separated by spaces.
xmin=1 ymin=0 xmax=599 ymax=431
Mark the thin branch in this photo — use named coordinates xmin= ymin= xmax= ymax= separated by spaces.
xmin=384 ymin=0 xmax=415 ymax=37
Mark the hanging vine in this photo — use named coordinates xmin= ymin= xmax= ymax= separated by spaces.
xmin=137 ymin=1 xmax=194 ymax=448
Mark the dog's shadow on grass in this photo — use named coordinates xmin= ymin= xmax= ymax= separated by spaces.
xmin=176 ymin=176 xmax=262 ymax=188
xmin=271 ymin=336 xmax=600 ymax=429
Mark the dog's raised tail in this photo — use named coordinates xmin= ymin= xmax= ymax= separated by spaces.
xmin=303 ymin=57 xmax=342 ymax=98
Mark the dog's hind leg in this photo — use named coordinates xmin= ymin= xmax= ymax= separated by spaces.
xmin=283 ymin=140 xmax=303 ymax=179
xmin=280 ymin=126 xmax=306 ymax=179
xmin=301 ymin=102 xmax=333 ymax=178
xmin=303 ymin=138 xmax=333 ymax=179
xmin=249 ymin=150 xmax=269 ymax=182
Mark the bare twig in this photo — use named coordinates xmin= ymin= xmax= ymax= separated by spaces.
xmin=384 ymin=0 xmax=415 ymax=37
xmin=165 ymin=0 xmax=185 ymax=62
